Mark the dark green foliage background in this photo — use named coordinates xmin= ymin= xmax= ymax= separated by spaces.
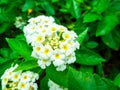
xmin=0 ymin=0 xmax=120 ymax=90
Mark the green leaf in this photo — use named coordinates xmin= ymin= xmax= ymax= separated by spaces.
xmin=9 ymin=51 xmax=19 ymax=60
xmin=68 ymin=67 xmax=97 ymax=90
xmin=52 ymin=0 xmax=59 ymax=3
xmin=114 ymin=73 xmax=120 ymax=87
xmin=0 ymin=23 xmax=10 ymax=34
xmin=92 ymin=0 xmax=110 ymax=13
xmin=83 ymin=12 xmax=101 ymax=23
xmin=46 ymin=65 xmax=68 ymax=87
xmin=76 ymin=49 xmax=105 ymax=65
xmin=41 ymin=1 xmax=55 ymax=15
xmin=94 ymin=75 xmax=108 ymax=90
xmin=96 ymin=14 xmax=119 ymax=36
xmin=40 ymin=76 xmax=49 ymax=90
xmin=22 ymin=0 xmax=35 ymax=12
xmin=86 ymin=41 xmax=98 ymax=49
xmin=77 ymin=28 xmax=88 ymax=44
xmin=0 ymin=0 xmax=8 ymax=4
xmin=0 ymin=48 xmax=10 ymax=58
xmin=79 ymin=65 xmax=94 ymax=73
xmin=76 ymin=0 xmax=84 ymax=3
xmin=0 ymin=57 xmax=8 ymax=64
xmin=68 ymin=0 xmax=81 ymax=19
xmin=16 ymin=34 xmax=26 ymax=41
xmin=6 ymin=38 xmax=33 ymax=60
xmin=112 ymin=30 xmax=120 ymax=46
xmin=0 ymin=60 xmax=12 ymax=77
xmin=14 ymin=60 xmax=39 ymax=71
xmin=103 ymin=78 xmax=118 ymax=90
xmin=102 ymin=33 xmax=119 ymax=50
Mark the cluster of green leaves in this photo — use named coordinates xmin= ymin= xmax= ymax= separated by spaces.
xmin=0 ymin=0 xmax=120 ymax=90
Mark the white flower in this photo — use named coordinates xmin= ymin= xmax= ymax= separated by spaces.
xmin=29 ymin=83 xmax=38 ymax=90
xmin=62 ymin=32 xmax=71 ymax=40
xmin=58 ymin=25 xmax=68 ymax=32
xmin=31 ymin=73 xmax=39 ymax=82
xmin=38 ymin=58 xmax=51 ymax=69
xmin=21 ymin=71 xmax=33 ymax=82
xmin=32 ymin=34 xmax=45 ymax=45
xmin=2 ymin=76 xmax=8 ymax=85
xmin=14 ymin=16 xmax=26 ymax=29
xmin=24 ymin=24 xmax=38 ymax=36
xmin=28 ymin=17 xmax=37 ymax=24
xmin=52 ymin=50 xmax=65 ymax=67
xmin=66 ymin=53 xmax=76 ymax=64
xmin=18 ymin=82 xmax=29 ymax=90
xmin=11 ymin=72 xmax=21 ymax=82
xmin=39 ymin=27 xmax=49 ymax=36
xmin=60 ymin=42 xmax=73 ymax=56
xmin=41 ymin=45 xmax=53 ymax=58
xmin=49 ymin=23 xmax=59 ymax=33
xmin=56 ymin=64 xmax=66 ymax=71
xmin=32 ymin=44 xmax=44 ymax=58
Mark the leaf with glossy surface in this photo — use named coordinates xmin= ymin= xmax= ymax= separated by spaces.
xmin=86 ymin=41 xmax=98 ymax=49
xmin=6 ymin=38 xmax=33 ymax=60
xmin=76 ymin=49 xmax=105 ymax=65
xmin=68 ymin=0 xmax=81 ymax=19
xmin=68 ymin=67 xmax=97 ymax=90
xmin=92 ymin=0 xmax=110 ymax=13
xmin=46 ymin=65 xmax=68 ymax=87
xmin=96 ymin=14 xmax=119 ymax=36
xmin=14 ymin=60 xmax=39 ymax=71
xmin=114 ymin=73 xmax=120 ymax=87
xmin=102 ymin=33 xmax=119 ymax=50
xmin=83 ymin=12 xmax=101 ymax=23
xmin=77 ymin=28 xmax=88 ymax=44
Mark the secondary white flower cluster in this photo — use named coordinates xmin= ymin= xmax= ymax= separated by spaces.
xmin=23 ymin=15 xmax=80 ymax=71
xmin=1 ymin=64 xmax=39 ymax=90
xmin=48 ymin=79 xmax=68 ymax=90
xmin=14 ymin=16 xmax=26 ymax=29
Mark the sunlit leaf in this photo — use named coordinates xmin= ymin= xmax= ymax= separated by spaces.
xmin=14 ymin=60 xmax=39 ymax=71
xmin=76 ymin=49 xmax=105 ymax=65
xmin=96 ymin=14 xmax=119 ymax=36
xmin=6 ymin=38 xmax=33 ymax=60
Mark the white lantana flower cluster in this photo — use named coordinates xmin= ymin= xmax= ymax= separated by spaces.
xmin=48 ymin=79 xmax=68 ymax=90
xmin=1 ymin=64 xmax=39 ymax=90
xmin=23 ymin=15 xmax=80 ymax=71
xmin=14 ymin=16 xmax=26 ymax=29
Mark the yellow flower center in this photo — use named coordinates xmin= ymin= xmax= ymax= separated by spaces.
xmin=9 ymin=71 xmax=12 ymax=76
xmin=23 ymin=75 xmax=28 ymax=80
xmin=51 ymin=27 xmax=57 ymax=32
xmin=55 ymin=53 xmax=60 ymax=59
xmin=64 ymin=34 xmax=70 ymax=39
xmin=44 ymin=49 xmax=50 ymax=55
xmin=37 ymin=36 xmax=43 ymax=42
xmin=43 ymin=59 xmax=48 ymax=62
xmin=32 ymin=20 xmax=36 ymax=23
xmin=39 ymin=25 xmax=42 ymax=29
xmin=42 ymin=29 xmax=46 ymax=33
xmin=63 ymin=45 xmax=68 ymax=51
xmin=45 ymin=20 xmax=48 ymax=23
xmin=14 ymin=74 xmax=18 ymax=79
xmin=36 ymin=47 xmax=41 ymax=52
xmin=29 ymin=85 xmax=34 ymax=90
xmin=3 ymin=77 xmax=8 ymax=83
xmin=31 ymin=27 xmax=35 ymax=30
xmin=20 ymin=83 xmax=26 ymax=88
xmin=60 ymin=27 xmax=64 ymax=31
